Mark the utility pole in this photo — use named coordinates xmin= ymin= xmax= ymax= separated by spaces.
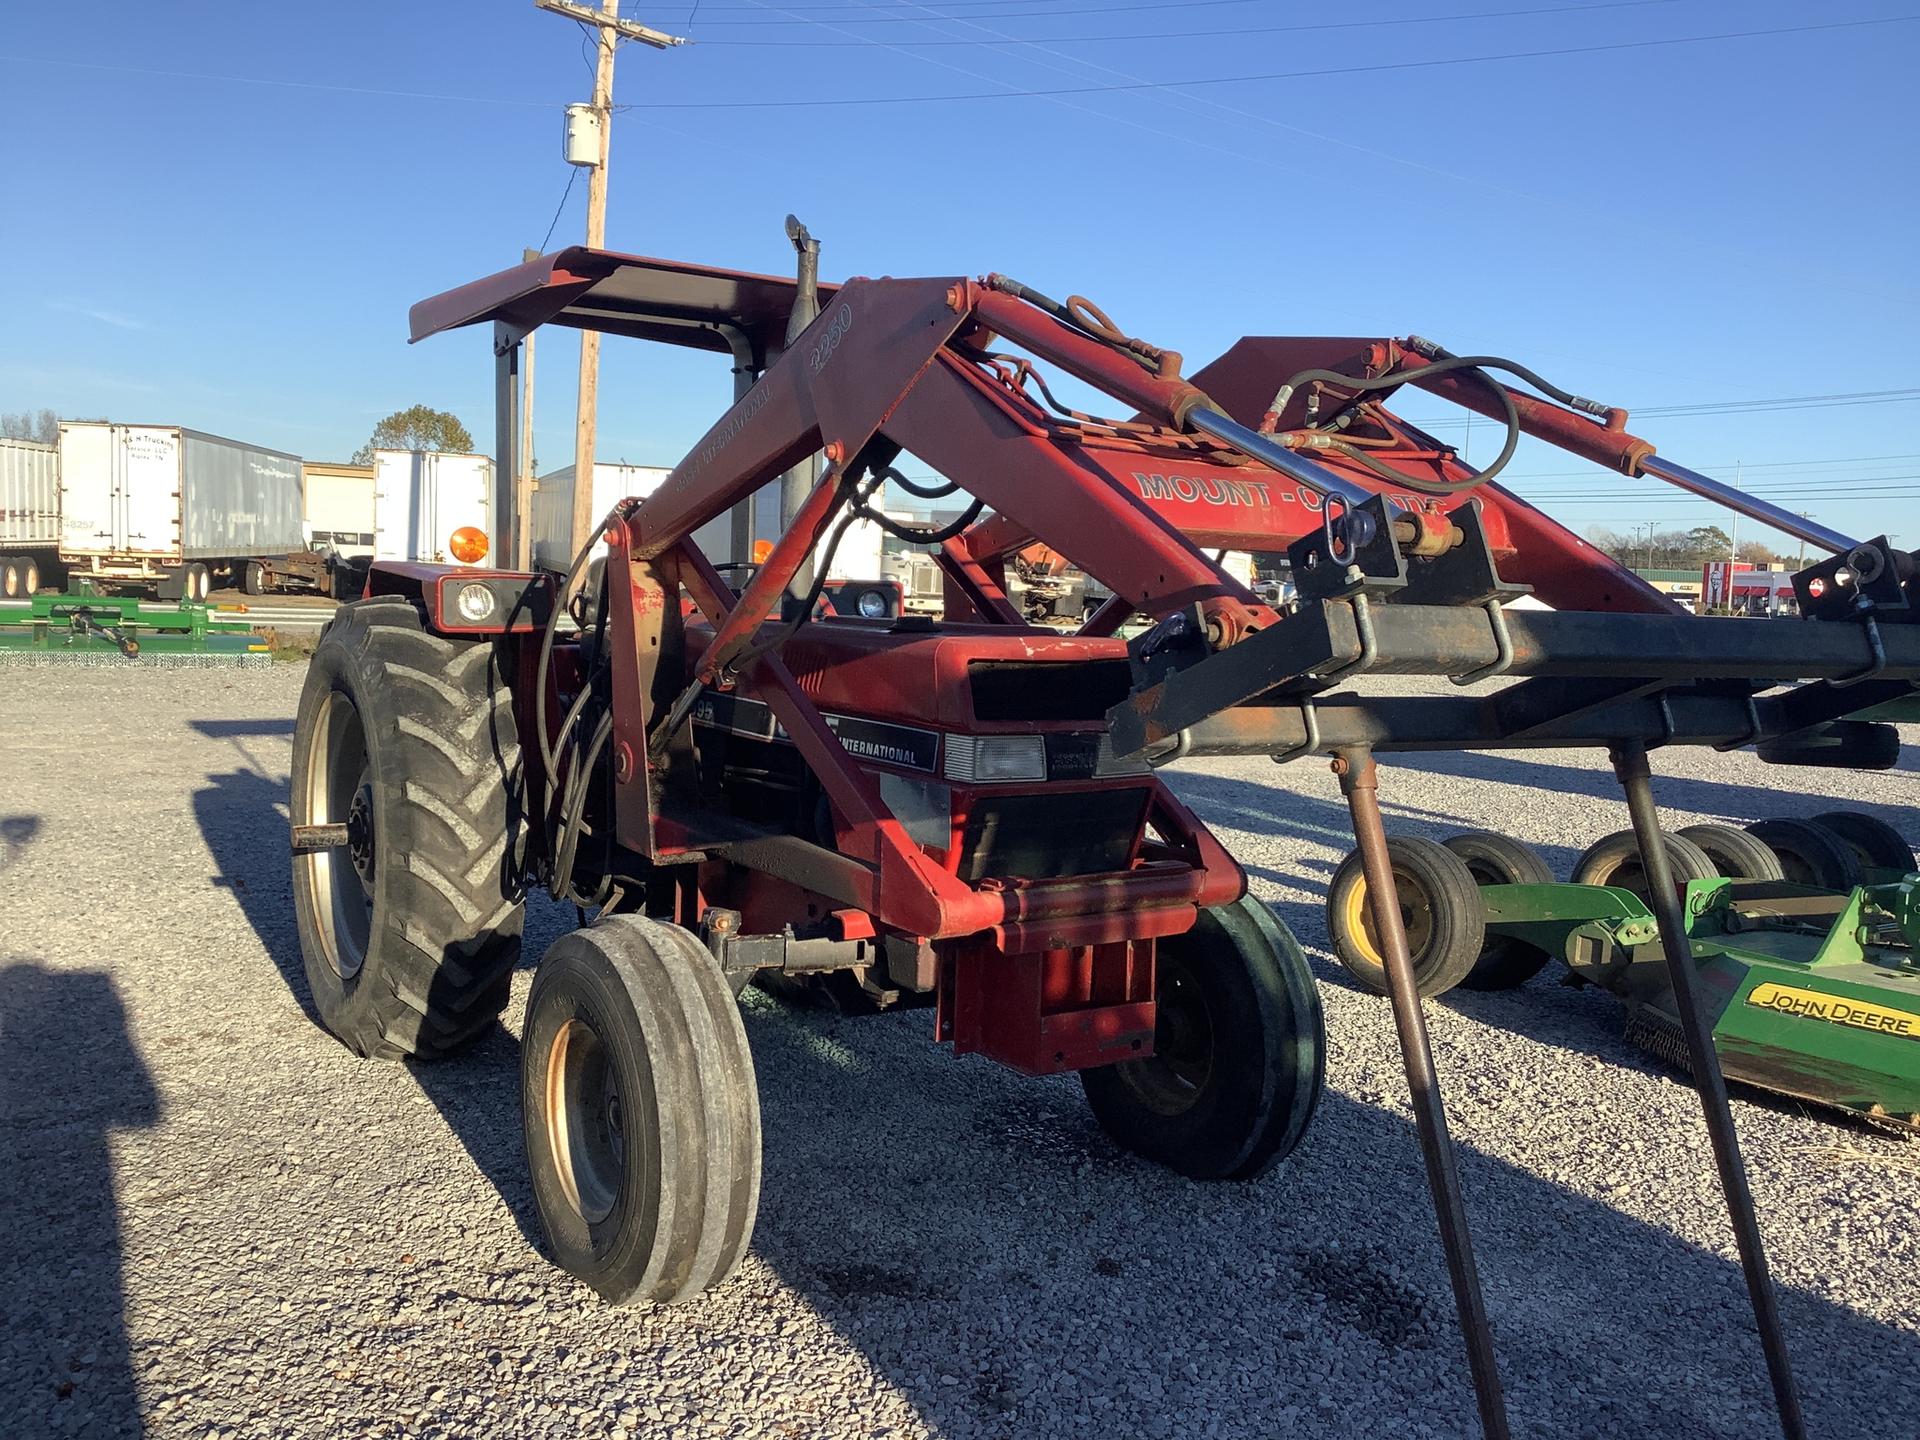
xmin=533 ymin=0 xmax=685 ymax=564
xmin=517 ymin=246 xmax=540 ymax=570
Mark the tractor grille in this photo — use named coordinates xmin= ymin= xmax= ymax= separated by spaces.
xmin=956 ymin=786 xmax=1147 ymax=883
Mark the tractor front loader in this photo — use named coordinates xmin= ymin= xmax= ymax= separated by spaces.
xmin=288 ymin=230 xmax=1920 ymax=1439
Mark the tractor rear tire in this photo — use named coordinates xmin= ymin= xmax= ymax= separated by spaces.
xmin=1675 ymin=824 xmax=1785 ymax=881
xmin=1326 ymin=837 xmax=1486 ymax=998
xmin=1811 ymin=810 xmax=1915 ymax=875
xmin=1082 ymin=895 xmax=1323 ymax=1181
xmin=290 ymin=597 xmax=524 ymax=1060
xmin=1743 ymin=817 xmax=1863 ymax=890
xmin=1441 ymin=831 xmax=1558 ymax=990
xmin=522 ymin=915 xmax=761 ymax=1304
xmin=1571 ymin=829 xmax=1717 ymax=901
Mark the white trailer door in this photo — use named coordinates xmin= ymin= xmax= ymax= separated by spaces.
xmin=119 ymin=426 xmax=183 ymax=557
xmin=58 ymin=424 xmax=116 ymax=554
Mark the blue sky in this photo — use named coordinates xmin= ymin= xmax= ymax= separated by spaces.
xmin=2 ymin=0 xmax=1915 ymax=554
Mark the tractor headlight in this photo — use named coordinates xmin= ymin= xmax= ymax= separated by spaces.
xmin=455 ymin=581 xmax=497 ymax=624
xmin=944 ymin=734 xmax=1046 ymax=783
xmin=856 ymin=588 xmax=889 ymax=619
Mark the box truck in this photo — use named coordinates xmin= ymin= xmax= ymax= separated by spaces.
xmin=373 ymin=450 xmax=493 ymax=567
xmin=57 ymin=422 xmax=312 ymax=599
xmin=534 ymin=461 xmax=896 ymax=614
xmin=0 ymin=437 xmax=60 ymax=596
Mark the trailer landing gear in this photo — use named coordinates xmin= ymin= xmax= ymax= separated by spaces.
xmin=521 ymin=916 xmax=762 ymax=1305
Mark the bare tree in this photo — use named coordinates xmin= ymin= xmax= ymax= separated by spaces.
xmin=0 ymin=409 xmax=59 ymax=444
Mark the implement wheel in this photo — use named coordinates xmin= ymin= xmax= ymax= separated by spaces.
xmin=522 ymin=916 xmax=761 ymax=1304
xmin=1571 ymin=828 xmax=1717 ymax=901
xmin=1744 ymin=817 xmax=1862 ymax=890
xmin=1441 ymin=831 xmax=1557 ymax=990
xmin=1675 ymin=824 xmax=1785 ymax=881
xmin=291 ymin=597 xmax=523 ymax=1059
xmin=1812 ymin=810 xmax=1915 ymax=875
xmin=1081 ymin=895 xmax=1324 ymax=1181
xmin=1326 ymin=837 xmax=1485 ymax=998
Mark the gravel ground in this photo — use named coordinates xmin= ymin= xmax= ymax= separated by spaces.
xmin=2 ymin=663 xmax=1917 ymax=1440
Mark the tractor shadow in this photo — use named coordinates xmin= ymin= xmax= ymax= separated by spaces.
xmin=739 ymin=996 xmax=1920 ymax=1440
xmin=187 ymin=722 xmax=558 ymax=1251
xmin=0 ymin=958 xmax=159 ymax=1438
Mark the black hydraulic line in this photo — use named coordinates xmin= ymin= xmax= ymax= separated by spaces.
xmin=879 ymin=464 xmax=961 ymax=501
xmin=1335 ymin=747 xmax=1511 ymax=1440
xmin=986 ymin=276 xmax=1160 ymax=373
xmin=1274 ymin=355 xmax=1521 ymax=494
xmin=1608 ymin=742 xmax=1807 ymax=1440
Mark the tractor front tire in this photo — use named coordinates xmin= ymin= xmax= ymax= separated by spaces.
xmin=522 ymin=916 xmax=762 ymax=1304
xmin=1082 ymin=895 xmax=1324 ymax=1182
xmin=290 ymin=597 xmax=524 ymax=1060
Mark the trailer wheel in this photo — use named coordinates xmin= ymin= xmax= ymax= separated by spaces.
xmin=522 ymin=915 xmax=761 ymax=1304
xmin=242 ymin=559 xmax=267 ymax=596
xmin=1325 ymin=837 xmax=1485 ymax=998
xmin=0 ymin=558 xmax=19 ymax=598
xmin=1571 ymin=829 xmax=1718 ymax=901
xmin=1082 ymin=895 xmax=1323 ymax=1181
xmin=1744 ymin=817 xmax=1864 ymax=890
xmin=290 ymin=598 xmax=523 ymax=1060
xmin=1811 ymin=811 xmax=1915 ymax=875
xmin=182 ymin=561 xmax=211 ymax=602
xmin=1674 ymin=824 xmax=1785 ymax=881
xmin=1440 ymin=831 xmax=1557 ymax=990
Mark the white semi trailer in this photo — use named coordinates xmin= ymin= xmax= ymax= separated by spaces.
xmin=373 ymin=450 xmax=494 ymax=567
xmin=57 ymin=422 xmax=311 ymax=599
xmin=0 ymin=437 xmax=60 ymax=596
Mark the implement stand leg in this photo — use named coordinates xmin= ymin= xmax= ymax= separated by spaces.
xmin=1334 ymin=748 xmax=1509 ymax=1440
xmin=1609 ymin=741 xmax=1806 ymax=1440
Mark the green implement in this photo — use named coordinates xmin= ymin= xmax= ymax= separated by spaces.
xmin=0 ymin=593 xmax=268 ymax=662
xmin=1482 ymin=874 xmax=1920 ymax=1128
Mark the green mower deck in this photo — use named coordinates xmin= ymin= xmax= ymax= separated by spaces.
xmin=0 ymin=593 xmax=268 ymax=662
xmin=1483 ymin=874 xmax=1920 ymax=1128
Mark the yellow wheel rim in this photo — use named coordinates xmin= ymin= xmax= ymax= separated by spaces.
xmin=1340 ymin=864 xmax=1436 ymax=969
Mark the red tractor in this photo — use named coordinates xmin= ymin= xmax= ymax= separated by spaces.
xmin=289 ymin=227 xmax=1917 ymax=1439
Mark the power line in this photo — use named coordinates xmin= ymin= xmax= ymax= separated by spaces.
xmin=658 ymin=0 xmax=1271 ymax=18
xmin=537 ymin=167 xmax=582 ymax=252
xmin=613 ymin=15 xmax=1920 ymax=106
xmin=697 ymin=0 xmax=1698 ymax=43
xmin=8 ymin=14 xmax=1907 ymax=114
xmin=1399 ymin=387 xmax=1920 ymax=431
xmin=1494 ymin=452 xmax=1920 ymax=482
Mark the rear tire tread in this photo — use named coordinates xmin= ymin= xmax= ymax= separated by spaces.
xmin=292 ymin=599 xmax=523 ymax=1061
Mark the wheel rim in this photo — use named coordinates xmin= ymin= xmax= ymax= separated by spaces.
xmin=546 ymin=1016 xmax=627 ymax=1225
xmin=1112 ymin=951 xmax=1215 ymax=1116
xmin=297 ymin=690 xmax=374 ymax=980
xmin=1342 ymin=865 xmax=1436 ymax=968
